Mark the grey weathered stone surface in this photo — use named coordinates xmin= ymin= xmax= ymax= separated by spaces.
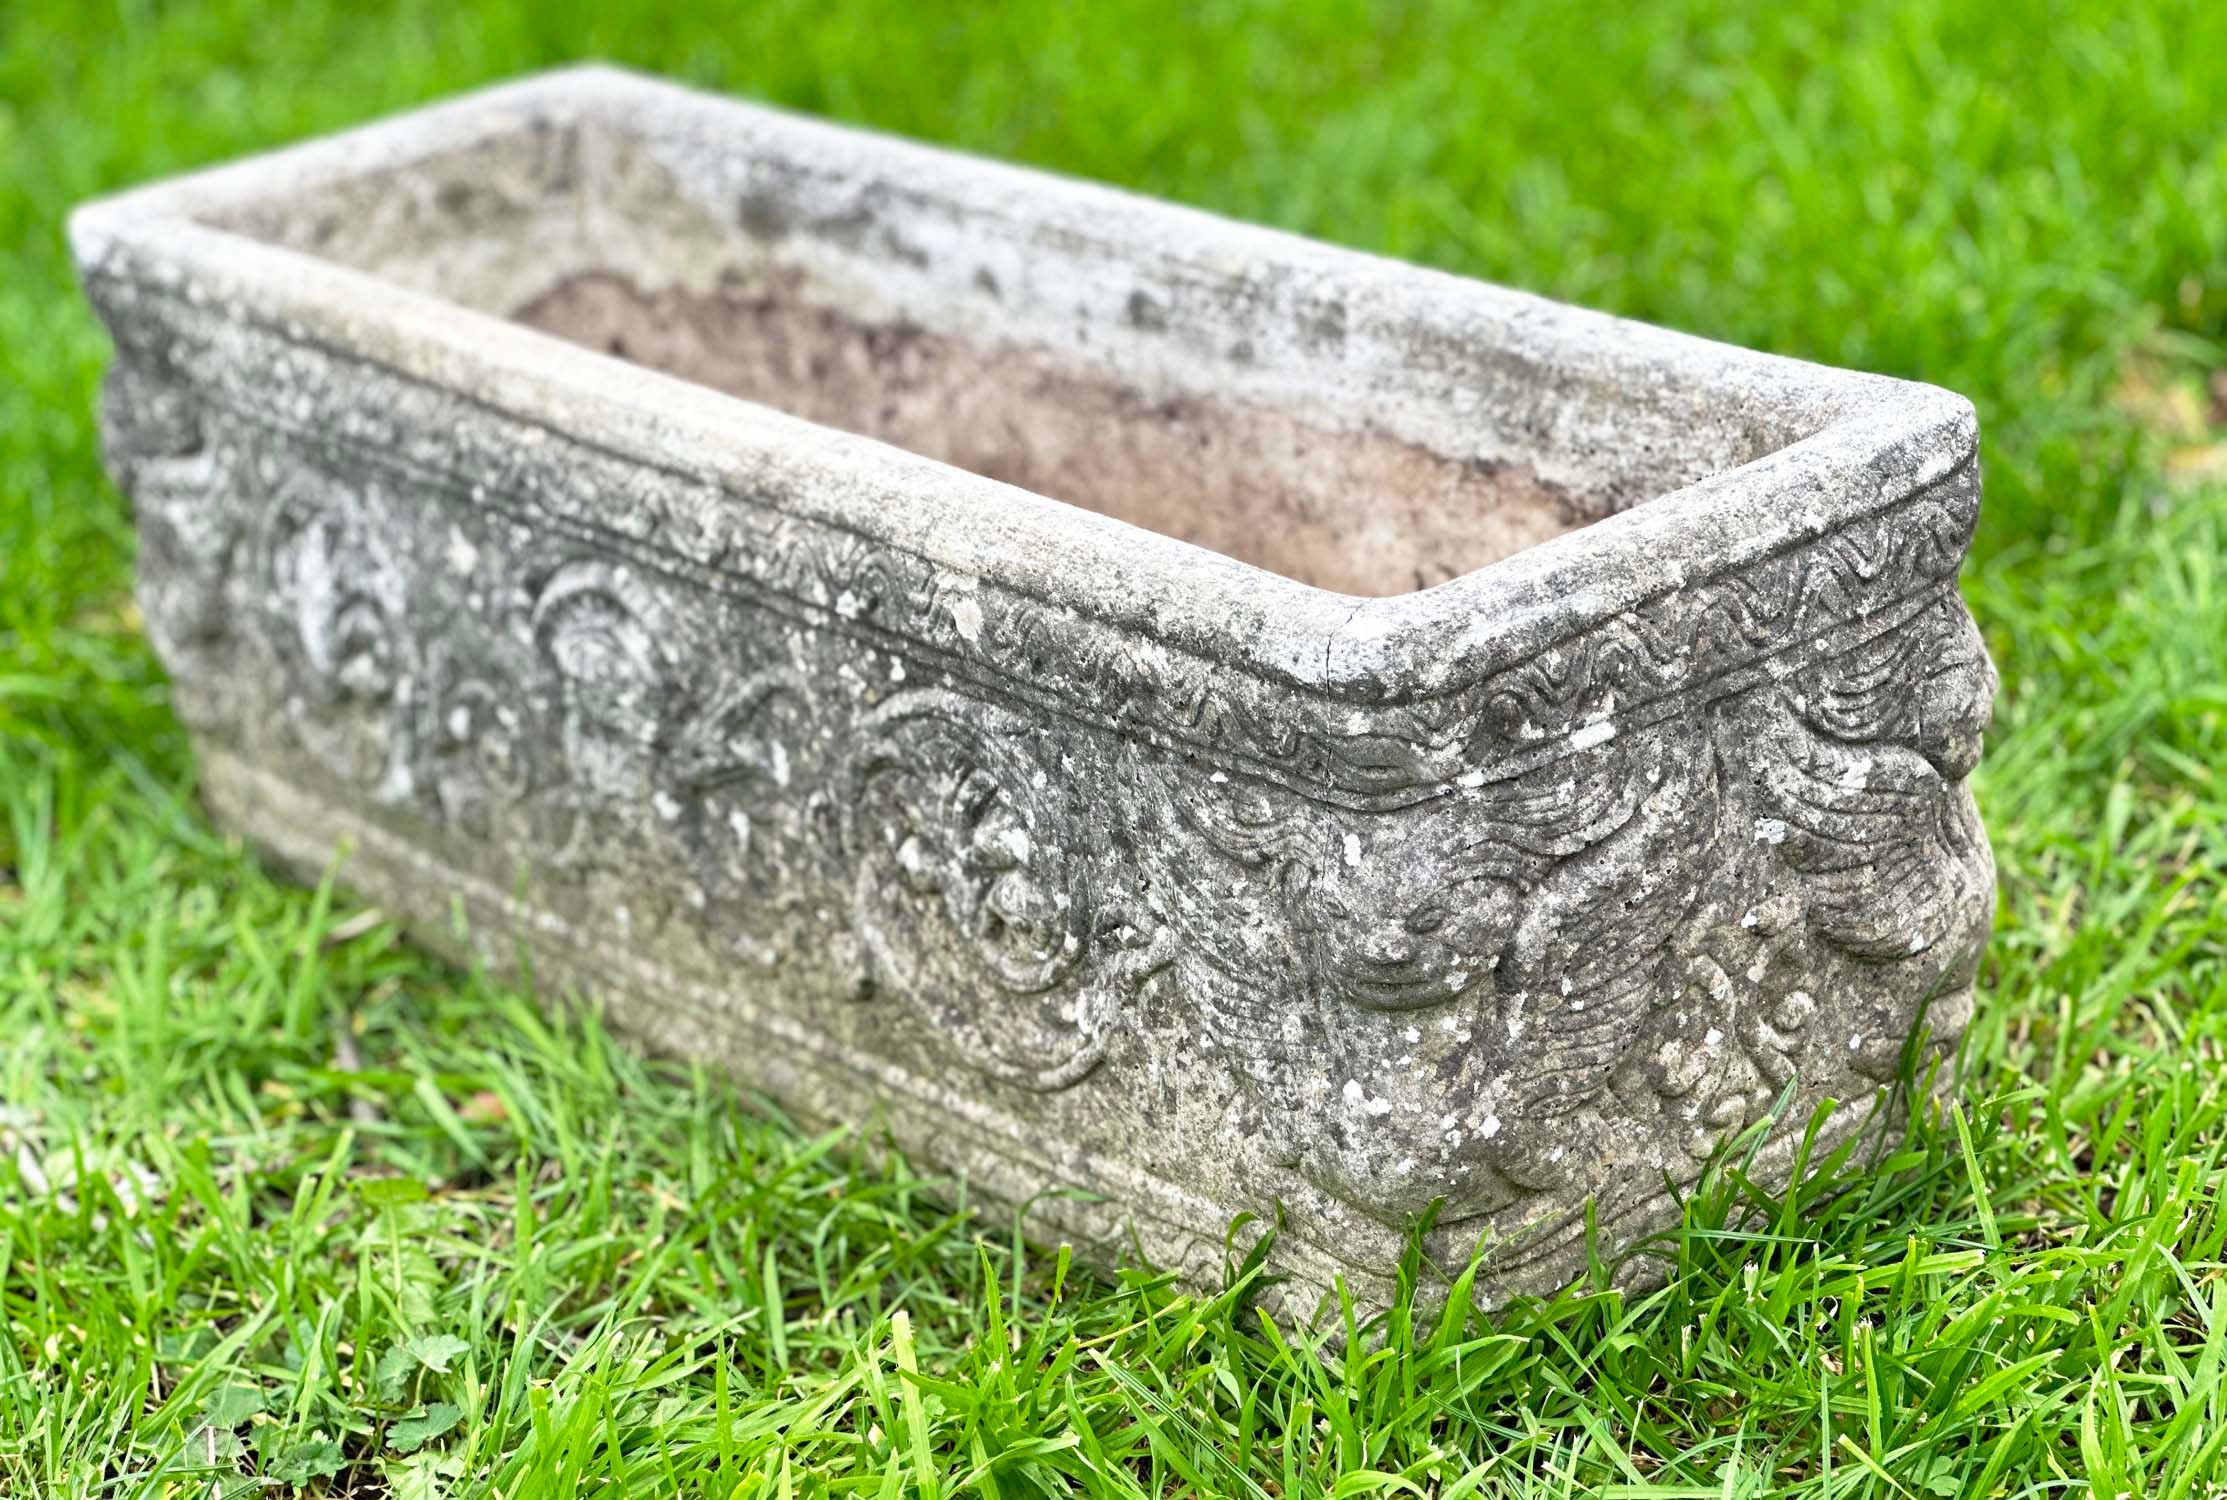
xmin=71 ymin=65 xmax=1997 ymax=1315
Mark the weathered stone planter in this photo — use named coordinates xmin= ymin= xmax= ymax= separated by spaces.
xmin=72 ymin=66 xmax=1996 ymax=1313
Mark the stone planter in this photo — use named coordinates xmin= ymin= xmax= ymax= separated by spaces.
xmin=71 ymin=66 xmax=1996 ymax=1313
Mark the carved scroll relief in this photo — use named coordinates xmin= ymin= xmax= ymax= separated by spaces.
xmin=98 ymin=331 xmax=1996 ymax=1288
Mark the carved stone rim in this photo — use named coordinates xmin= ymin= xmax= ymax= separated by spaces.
xmin=67 ymin=63 xmax=1980 ymax=707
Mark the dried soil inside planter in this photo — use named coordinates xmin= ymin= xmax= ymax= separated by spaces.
xmin=510 ymin=267 xmax=1587 ymax=596
xmin=203 ymin=115 xmax=1817 ymax=601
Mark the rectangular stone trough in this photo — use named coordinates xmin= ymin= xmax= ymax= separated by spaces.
xmin=71 ymin=65 xmax=1997 ymax=1313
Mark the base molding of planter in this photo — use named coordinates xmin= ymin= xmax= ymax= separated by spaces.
xmin=76 ymin=65 xmax=1997 ymax=1314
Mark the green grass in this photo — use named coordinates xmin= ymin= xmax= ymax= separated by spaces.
xmin=5 ymin=0 xmax=2227 ymax=1493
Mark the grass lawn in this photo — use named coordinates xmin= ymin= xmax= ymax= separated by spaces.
xmin=5 ymin=0 xmax=2227 ymax=1493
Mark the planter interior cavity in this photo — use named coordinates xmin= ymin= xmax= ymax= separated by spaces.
xmin=73 ymin=66 xmax=1999 ymax=1314
xmin=198 ymin=99 xmax=1840 ymax=599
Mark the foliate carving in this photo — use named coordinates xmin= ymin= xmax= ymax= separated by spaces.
xmin=1115 ymin=591 xmax=1991 ymax=1255
xmin=669 ymin=666 xmax=825 ymax=917
xmin=259 ymin=484 xmax=416 ymax=800
xmin=844 ymin=691 xmax=1165 ymax=1090
xmin=420 ymin=639 xmax=542 ymax=842
xmin=519 ymin=558 xmax=837 ymax=962
xmin=96 ymin=306 xmax=1997 ymax=1298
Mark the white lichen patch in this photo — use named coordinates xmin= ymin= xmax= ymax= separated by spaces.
xmin=443 ymin=524 xmax=479 ymax=576
xmin=948 ymin=593 xmax=983 ymax=643
xmin=1340 ymin=1079 xmax=1395 ymax=1118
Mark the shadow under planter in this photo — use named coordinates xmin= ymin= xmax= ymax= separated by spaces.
xmin=71 ymin=65 xmax=1997 ymax=1317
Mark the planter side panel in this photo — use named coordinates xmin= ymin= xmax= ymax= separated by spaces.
xmin=88 ymin=266 xmax=1997 ymax=1310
